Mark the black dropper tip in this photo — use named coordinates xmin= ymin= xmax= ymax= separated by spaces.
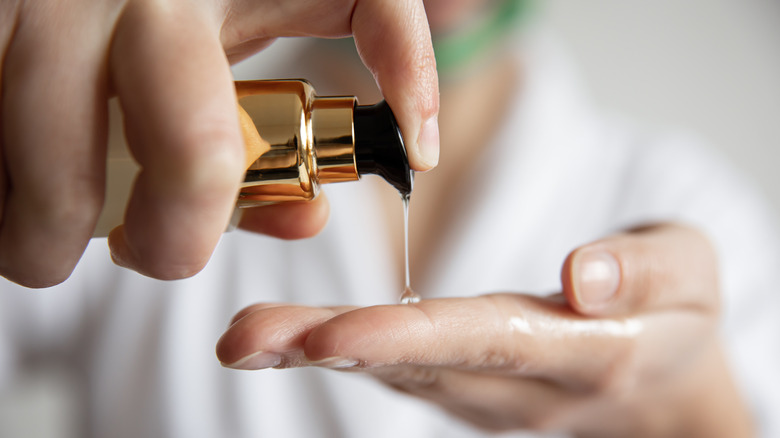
xmin=354 ymin=101 xmax=414 ymax=195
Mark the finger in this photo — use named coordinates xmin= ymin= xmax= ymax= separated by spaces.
xmin=0 ymin=1 xmax=112 ymax=287
xmin=228 ymin=302 xmax=292 ymax=327
xmin=237 ymin=194 xmax=329 ymax=240
xmin=303 ymin=295 xmax=719 ymax=394
xmin=108 ymin=1 xmax=245 ymax=279
xmin=561 ymin=224 xmax=720 ymax=316
xmin=298 ymin=295 xmax=644 ymax=387
xmin=351 ymin=0 xmax=440 ymax=170
xmin=217 ymin=295 xmax=709 ymax=393
xmin=221 ymin=0 xmax=440 ymax=171
xmin=223 ymin=37 xmax=277 ymax=65
xmin=216 ymin=305 xmax=356 ymax=369
xmin=219 ymin=304 xmax=581 ymax=432
xmin=0 ymin=0 xmax=20 ymax=222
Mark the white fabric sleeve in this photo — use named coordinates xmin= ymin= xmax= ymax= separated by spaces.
xmin=683 ymin=152 xmax=780 ymax=438
xmin=0 ymin=280 xmax=32 ymax=392
xmin=0 ymin=290 xmax=18 ymax=391
xmin=0 ymin=240 xmax=111 ymax=390
xmin=617 ymin=132 xmax=780 ymax=437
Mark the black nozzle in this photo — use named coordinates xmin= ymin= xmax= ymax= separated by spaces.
xmin=354 ymin=101 xmax=413 ymax=195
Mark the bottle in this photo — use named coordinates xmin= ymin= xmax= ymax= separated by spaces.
xmin=94 ymin=79 xmax=414 ymax=237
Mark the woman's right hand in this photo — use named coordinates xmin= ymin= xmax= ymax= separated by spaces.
xmin=0 ymin=0 xmax=439 ymax=287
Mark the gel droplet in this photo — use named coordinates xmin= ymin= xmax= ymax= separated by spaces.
xmin=400 ymin=286 xmax=421 ymax=304
xmin=399 ymin=194 xmax=420 ymax=304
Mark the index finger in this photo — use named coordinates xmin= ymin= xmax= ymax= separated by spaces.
xmin=300 ymin=294 xmax=718 ymax=394
xmin=351 ymin=0 xmax=440 ymax=170
xmin=217 ymin=295 xmax=641 ymax=387
xmin=108 ymin=2 xmax=244 ymax=279
xmin=303 ymin=295 xmax=640 ymax=380
xmin=217 ymin=294 xmax=716 ymax=393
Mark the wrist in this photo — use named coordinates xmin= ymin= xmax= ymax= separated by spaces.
xmin=576 ymin=340 xmax=753 ymax=438
xmin=666 ymin=341 xmax=753 ymax=437
xmin=636 ymin=340 xmax=752 ymax=438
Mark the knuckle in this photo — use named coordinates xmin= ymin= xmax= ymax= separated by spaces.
xmin=150 ymin=123 xmax=244 ymax=195
xmin=618 ymin=224 xmax=721 ymax=313
xmin=476 ymin=347 xmax=529 ymax=373
xmin=19 ymin=164 xmax=106 ymax=235
xmin=482 ymin=294 xmax=533 ymax=373
xmin=45 ymin=188 xmax=104 ymax=231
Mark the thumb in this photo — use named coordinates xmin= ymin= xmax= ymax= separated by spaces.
xmin=561 ymin=224 xmax=720 ymax=317
xmin=220 ymin=0 xmax=440 ymax=171
xmin=351 ymin=0 xmax=440 ymax=171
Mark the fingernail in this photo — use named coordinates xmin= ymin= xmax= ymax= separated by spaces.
xmin=576 ymin=250 xmax=620 ymax=307
xmin=222 ymin=351 xmax=282 ymax=370
xmin=417 ymin=116 xmax=440 ymax=169
xmin=308 ymin=357 xmax=359 ymax=369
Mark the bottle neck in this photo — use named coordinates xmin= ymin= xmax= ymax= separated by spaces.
xmin=314 ymin=98 xmax=413 ymax=195
xmin=310 ymin=96 xmax=360 ymax=184
xmin=353 ymin=101 xmax=413 ymax=195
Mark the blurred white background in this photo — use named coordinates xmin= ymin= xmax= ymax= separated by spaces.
xmin=2 ymin=1 xmax=778 ymax=437
xmin=543 ymin=0 xmax=780 ymax=217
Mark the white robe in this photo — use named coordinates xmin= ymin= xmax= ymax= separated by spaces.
xmin=1 ymin=32 xmax=778 ymax=438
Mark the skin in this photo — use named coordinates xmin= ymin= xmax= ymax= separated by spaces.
xmin=423 ymin=0 xmax=496 ymax=34
xmin=216 ymin=1 xmax=755 ymax=435
xmin=0 ymin=0 xmax=439 ymax=287
xmin=2 ymin=0 xmax=754 ymax=433
xmin=217 ymin=225 xmax=753 ymax=436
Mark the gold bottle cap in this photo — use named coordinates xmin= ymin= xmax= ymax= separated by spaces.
xmin=310 ymin=96 xmax=359 ymax=184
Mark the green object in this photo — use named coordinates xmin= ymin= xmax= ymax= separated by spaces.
xmin=432 ymin=0 xmax=531 ymax=75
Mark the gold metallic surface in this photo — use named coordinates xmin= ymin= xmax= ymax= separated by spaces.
xmin=237 ymin=80 xmax=315 ymax=206
xmin=311 ymin=96 xmax=359 ymax=183
xmin=95 ymin=81 xmax=362 ymax=237
xmin=235 ymin=80 xmax=359 ymax=207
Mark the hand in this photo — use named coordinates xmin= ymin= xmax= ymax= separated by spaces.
xmin=216 ymin=224 xmax=752 ymax=436
xmin=0 ymin=0 xmax=439 ymax=287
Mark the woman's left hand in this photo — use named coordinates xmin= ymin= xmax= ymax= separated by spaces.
xmin=216 ymin=224 xmax=752 ymax=437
